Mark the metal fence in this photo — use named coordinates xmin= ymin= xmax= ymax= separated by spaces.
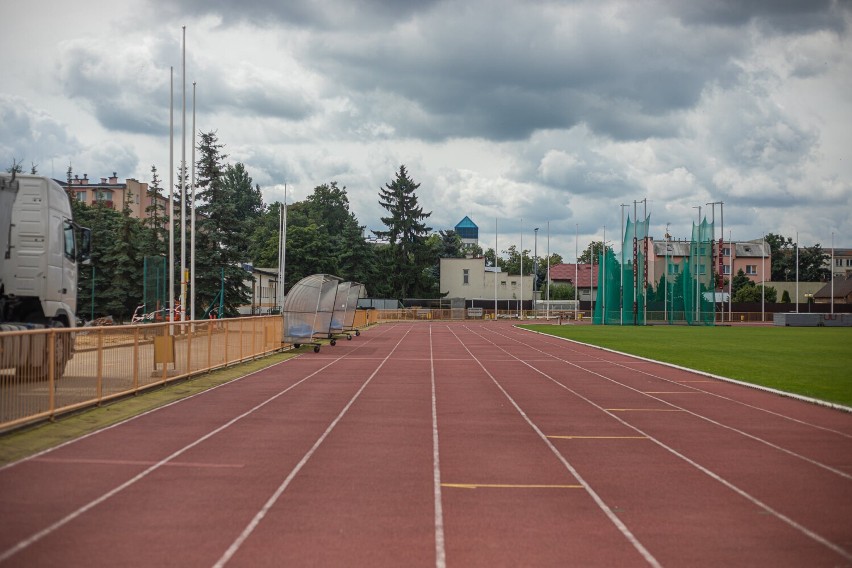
xmin=0 ymin=316 xmax=285 ymax=432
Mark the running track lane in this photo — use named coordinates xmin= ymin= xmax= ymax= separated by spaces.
xmin=0 ymin=321 xmax=850 ymax=566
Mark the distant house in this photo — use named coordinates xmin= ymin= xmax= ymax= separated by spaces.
xmin=60 ymin=172 xmax=169 ymax=226
xmin=549 ymin=263 xmax=597 ymax=302
xmin=813 ymin=274 xmax=852 ymax=305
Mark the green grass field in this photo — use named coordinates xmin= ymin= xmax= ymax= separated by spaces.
xmin=519 ymin=325 xmax=852 ymax=407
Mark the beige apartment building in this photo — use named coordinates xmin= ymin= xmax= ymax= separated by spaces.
xmin=61 ymin=173 xmax=169 ymax=225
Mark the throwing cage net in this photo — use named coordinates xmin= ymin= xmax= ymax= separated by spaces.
xmin=593 ymin=215 xmax=716 ymax=326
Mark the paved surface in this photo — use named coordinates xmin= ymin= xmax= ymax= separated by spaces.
xmin=0 ymin=322 xmax=850 ymax=567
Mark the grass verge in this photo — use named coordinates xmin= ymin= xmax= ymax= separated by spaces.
xmin=520 ymin=325 xmax=852 ymax=407
xmin=0 ymin=350 xmax=301 ymax=466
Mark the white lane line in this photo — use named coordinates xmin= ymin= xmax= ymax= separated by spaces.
xmin=470 ymin=325 xmax=852 ymax=563
xmin=430 ymin=325 xmax=447 ymax=568
xmin=493 ymin=327 xmax=852 ymax=480
xmin=445 ymin=326 xmax=662 ymax=568
xmin=213 ymin=326 xmax=413 ymax=568
xmin=0 ymin=357 xmax=345 ymax=564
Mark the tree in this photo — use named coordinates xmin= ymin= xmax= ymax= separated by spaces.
xmin=140 ymin=165 xmax=168 ymax=258
xmin=765 ymin=233 xmax=795 ymax=281
xmin=548 ymin=283 xmax=575 ymax=300
xmin=781 ymin=290 xmax=791 ymax=303
xmin=799 ymin=244 xmax=830 ymax=282
xmin=578 ymin=241 xmax=614 ymax=265
xmin=733 ymin=283 xmax=777 ymax=303
xmin=730 ymin=269 xmax=752 ymax=297
xmin=373 ymin=165 xmax=433 ymax=298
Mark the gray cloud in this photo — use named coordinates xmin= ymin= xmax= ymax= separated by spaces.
xmin=0 ymin=94 xmax=82 ymax=174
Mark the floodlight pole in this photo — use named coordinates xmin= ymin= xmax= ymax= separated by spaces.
xmin=520 ymin=219 xmax=523 ymax=319
xmin=642 ymin=198 xmax=647 ymax=325
xmin=795 ymin=231 xmax=799 ymax=313
xmin=831 ymin=232 xmax=835 ymax=315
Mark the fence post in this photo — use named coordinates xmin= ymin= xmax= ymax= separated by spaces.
xmin=207 ymin=320 xmax=213 ymax=371
xmin=96 ymin=328 xmax=104 ymax=403
xmin=48 ymin=328 xmax=56 ymax=420
xmin=133 ymin=326 xmax=140 ymax=392
xmin=186 ymin=319 xmax=194 ymax=374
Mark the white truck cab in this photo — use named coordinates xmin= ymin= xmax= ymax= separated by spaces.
xmin=1 ymin=173 xmax=91 ymax=378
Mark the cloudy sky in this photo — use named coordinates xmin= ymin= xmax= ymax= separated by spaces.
xmin=3 ymin=0 xmax=850 ymax=259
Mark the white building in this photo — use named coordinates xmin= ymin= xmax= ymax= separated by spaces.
xmin=440 ymin=257 xmax=534 ymax=301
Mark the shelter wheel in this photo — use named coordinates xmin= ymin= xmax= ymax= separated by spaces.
xmin=313 ymin=346 xmax=320 ymax=353
xmin=355 ymin=330 xmax=360 ymax=336
xmin=346 ymin=334 xmax=352 ymax=340
xmin=330 ymin=339 xmax=337 ymax=346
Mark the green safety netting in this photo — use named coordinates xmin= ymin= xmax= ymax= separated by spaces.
xmin=593 ymin=215 xmax=715 ymax=326
xmin=593 ymin=214 xmax=650 ymax=325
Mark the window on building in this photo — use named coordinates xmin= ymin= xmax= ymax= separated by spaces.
xmin=462 ymin=269 xmax=469 ymax=285
xmin=668 ymin=264 xmax=679 ymax=275
xmin=511 ymin=280 xmax=517 ymax=288
xmin=836 ymin=258 xmax=843 ymax=267
xmin=746 ymin=265 xmax=757 ymax=275
xmin=722 ymin=247 xmax=731 ymax=257
xmin=500 ymin=281 xmax=507 ymax=287
xmin=698 ymin=264 xmax=706 ymax=275
xmin=75 ymin=191 xmax=86 ymax=201
xmin=722 ymin=265 xmax=731 ymax=275
xmin=846 ymin=259 xmax=852 ymax=267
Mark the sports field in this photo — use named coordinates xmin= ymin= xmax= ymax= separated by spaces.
xmin=522 ymin=325 xmax=852 ymax=407
xmin=1 ymin=321 xmax=850 ymax=566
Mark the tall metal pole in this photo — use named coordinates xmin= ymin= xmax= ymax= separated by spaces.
xmin=728 ymin=230 xmax=733 ymax=321
xmin=642 ymin=198 xmax=647 ymax=325
xmin=602 ymin=226 xmax=606 ymax=324
xmin=575 ymin=223 xmax=579 ymax=321
xmin=520 ymin=220 xmax=523 ymax=319
xmin=494 ymin=218 xmax=498 ymax=319
xmin=533 ymin=228 xmax=539 ymax=305
xmin=168 ymin=66 xmax=174 ymax=326
xmin=762 ymin=233 xmax=766 ymax=323
xmin=190 ymin=81 xmax=196 ymax=322
xmin=831 ymin=232 xmax=835 ymax=314
xmin=180 ymin=25 xmax=187 ymax=322
xmin=707 ymin=201 xmax=722 ymax=324
xmin=546 ymin=221 xmax=551 ymax=320
xmin=795 ymin=231 xmax=799 ymax=313
xmin=664 ymin=224 xmax=669 ymax=324
xmin=633 ymin=199 xmax=639 ymax=325
xmin=693 ymin=206 xmax=701 ymax=323
xmin=620 ymin=204 xmax=627 ymax=325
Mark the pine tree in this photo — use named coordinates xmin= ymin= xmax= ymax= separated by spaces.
xmin=373 ymin=165 xmax=432 ymax=298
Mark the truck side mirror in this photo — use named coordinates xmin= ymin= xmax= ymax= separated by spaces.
xmin=78 ymin=227 xmax=92 ymax=265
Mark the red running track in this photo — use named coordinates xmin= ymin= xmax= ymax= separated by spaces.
xmin=0 ymin=322 xmax=850 ymax=567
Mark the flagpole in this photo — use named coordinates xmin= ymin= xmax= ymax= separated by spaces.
xmin=795 ymin=231 xmax=799 ymax=313
xmin=520 ymin=220 xmax=523 ymax=319
xmin=190 ymin=81 xmax=196 ymax=322
xmin=168 ymin=66 xmax=175 ymax=326
xmin=494 ymin=217 xmax=498 ymax=319
xmin=546 ymin=221 xmax=550 ymax=320
xmin=180 ymin=25 xmax=187 ymax=322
